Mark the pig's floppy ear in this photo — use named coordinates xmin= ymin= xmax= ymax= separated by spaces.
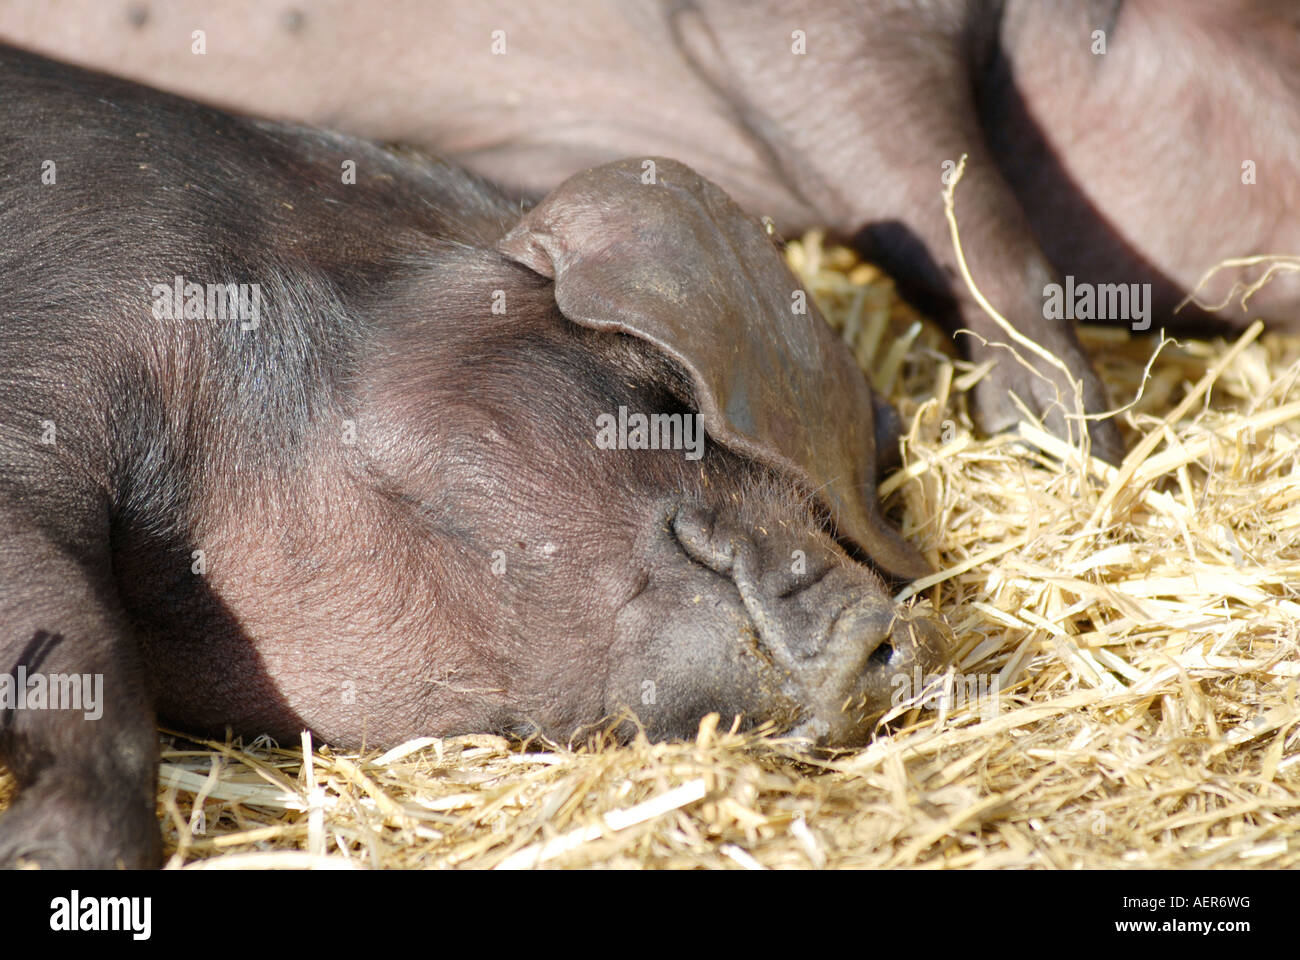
xmin=498 ymin=157 xmax=928 ymax=580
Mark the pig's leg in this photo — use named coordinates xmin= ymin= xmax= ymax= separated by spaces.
xmin=0 ymin=488 xmax=160 ymax=869
xmin=677 ymin=0 xmax=1122 ymax=461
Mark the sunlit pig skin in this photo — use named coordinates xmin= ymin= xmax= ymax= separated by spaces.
xmin=8 ymin=1 xmax=1297 ymax=461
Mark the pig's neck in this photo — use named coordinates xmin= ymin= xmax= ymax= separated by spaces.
xmin=106 ymin=326 xmax=510 ymax=747
xmin=115 ymin=445 xmax=512 ymax=747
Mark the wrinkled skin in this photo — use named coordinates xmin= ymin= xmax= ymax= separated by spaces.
xmin=0 ymin=48 xmax=948 ymax=868
xmin=4 ymin=0 xmax=1298 ymax=462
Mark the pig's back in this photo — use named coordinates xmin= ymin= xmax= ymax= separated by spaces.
xmin=0 ymin=43 xmax=520 ymax=287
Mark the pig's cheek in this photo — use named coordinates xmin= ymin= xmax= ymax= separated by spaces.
xmin=604 ymin=576 xmax=801 ymax=740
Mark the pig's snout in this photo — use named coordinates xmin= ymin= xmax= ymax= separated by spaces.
xmin=792 ymin=605 xmax=953 ymax=744
xmin=668 ymin=507 xmax=951 ymax=746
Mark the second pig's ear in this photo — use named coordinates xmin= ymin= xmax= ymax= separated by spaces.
xmin=497 ymin=157 xmax=928 ymax=581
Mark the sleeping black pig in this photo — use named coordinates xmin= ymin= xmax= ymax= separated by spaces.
xmin=0 ymin=46 xmax=948 ymax=867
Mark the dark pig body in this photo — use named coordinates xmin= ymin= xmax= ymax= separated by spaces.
xmin=4 ymin=0 xmax=1297 ymax=458
xmin=0 ymin=47 xmax=947 ymax=867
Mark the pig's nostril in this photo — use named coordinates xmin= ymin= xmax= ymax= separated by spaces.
xmin=867 ymin=637 xmax=895 ymax=669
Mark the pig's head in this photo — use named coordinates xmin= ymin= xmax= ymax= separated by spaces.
xmin=356 ymin=158 xmax=950 ymax=747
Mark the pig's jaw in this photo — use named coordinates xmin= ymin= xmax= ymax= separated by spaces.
xmin=598 ymin=497 xmax=951 ymax=748
xmin=673 ymin=504 xmax=952 ymax=746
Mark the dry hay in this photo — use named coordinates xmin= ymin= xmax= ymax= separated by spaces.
xmin=3 ymin=231 xmax=1299 ymax=870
